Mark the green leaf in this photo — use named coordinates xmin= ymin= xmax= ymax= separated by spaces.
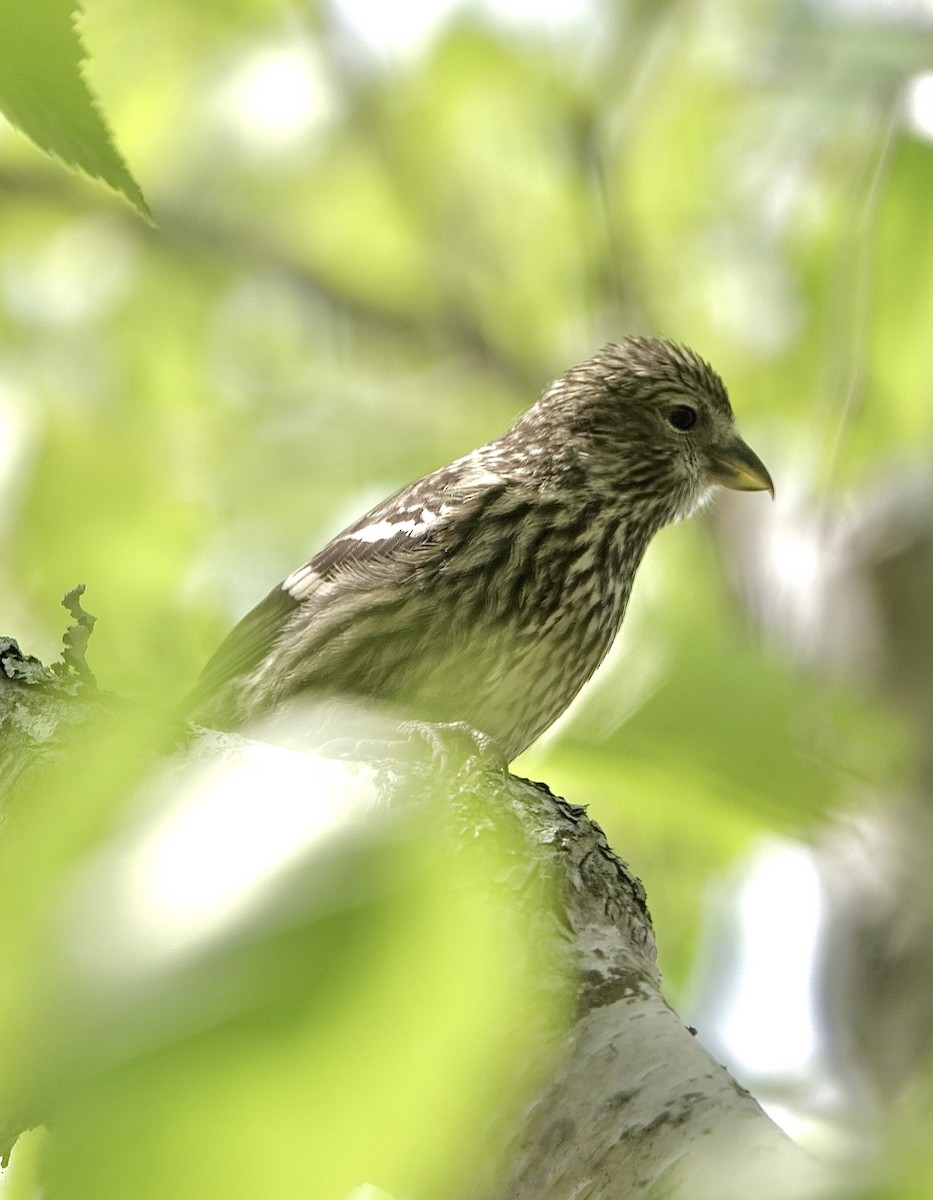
xmin=0 ymin=0 xmax=151 ymax=222
xmin=0 ymin=713 xmax=567 ymax=1199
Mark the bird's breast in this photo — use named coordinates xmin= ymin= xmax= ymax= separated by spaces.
xmin=406 ymin=504 xmax=644 ymax=757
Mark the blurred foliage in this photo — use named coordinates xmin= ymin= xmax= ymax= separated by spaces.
xmin=1 ymin=0 xmax=931 ymax=1193
xmin=0 ymin=704 xmax=564 ymax=1199
xmin=0 ymin=0 xmax=149 ymax=219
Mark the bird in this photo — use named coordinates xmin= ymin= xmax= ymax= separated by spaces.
xmin=187 ymin=337 xmax=773 ymax=761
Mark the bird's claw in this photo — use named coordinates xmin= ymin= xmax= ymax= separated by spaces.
xmin=316 ymin=719 xmax=507 ymax=781
xmin=397 ymin=720 xmax=508 ymax=779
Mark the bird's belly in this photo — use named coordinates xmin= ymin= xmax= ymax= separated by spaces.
xmin=398 ymin=588 xmax=625 ymax=760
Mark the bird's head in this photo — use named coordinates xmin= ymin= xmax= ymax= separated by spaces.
xmin=515 ymin=336 xmax=773 ymax=524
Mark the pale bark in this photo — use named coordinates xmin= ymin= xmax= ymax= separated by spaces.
xmin=464 ymin=768 xmax=833 ymax=1200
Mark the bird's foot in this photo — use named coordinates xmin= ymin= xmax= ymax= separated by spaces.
xmin=396 ymin=720 xmax=508 ymax=780
xmin=316 ymin=719 xmax=507 ymax=782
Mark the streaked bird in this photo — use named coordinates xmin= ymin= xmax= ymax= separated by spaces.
xmin=187 ymin=337 xmax=773 ymax=760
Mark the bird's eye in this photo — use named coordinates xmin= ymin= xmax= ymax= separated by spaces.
xmin=667 ymin=404 xmax=698 ymax=432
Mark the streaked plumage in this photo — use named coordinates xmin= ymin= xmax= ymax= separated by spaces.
xmin=187 ymin=337 xmax=772 ymax=760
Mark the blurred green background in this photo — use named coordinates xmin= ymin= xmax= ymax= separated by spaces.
xmin=1 ymin=0 xmax=931 ymax=1195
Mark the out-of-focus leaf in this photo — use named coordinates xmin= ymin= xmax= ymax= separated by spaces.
xmin=1 ymin=1127 xmax=47 ymax=1200
xmin=861 ymin=136 xmax=933 ymax=463
xmin=0 ymin=0 xmax=151 ymax=221
xmin=0 ymin=718 xmax=566 ymax=1200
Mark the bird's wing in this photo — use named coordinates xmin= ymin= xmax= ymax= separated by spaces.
xmin=185 ymin=460 xmax=509 ymax=719
xmin=183 ymin=584 xmax=301 ymax=717
xmin=284 ymin=462 xmax=509 ymax=595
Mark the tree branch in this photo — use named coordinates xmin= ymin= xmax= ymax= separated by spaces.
xmin=0 ymin=632 xmax=834 ymax=1198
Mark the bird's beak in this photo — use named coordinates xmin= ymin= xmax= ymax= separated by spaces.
xmin=707 ymin=433 xmax=774 ymax=498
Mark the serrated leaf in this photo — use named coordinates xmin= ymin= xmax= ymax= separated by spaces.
xmin=0 ymin=0 xmax=151 ymax=222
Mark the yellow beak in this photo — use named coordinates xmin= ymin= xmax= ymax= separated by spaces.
xmin=708 ymin=433 xmax=774 ymax=498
